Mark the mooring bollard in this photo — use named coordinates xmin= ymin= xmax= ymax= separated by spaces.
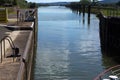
xmin=22 ymin=58 xmax=28 ymax=80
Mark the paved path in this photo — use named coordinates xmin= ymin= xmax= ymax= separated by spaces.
xmin=0 ymin=30 xmax=31 ymax=80
xmin=0 ymin=8 xmax=34 ymax=80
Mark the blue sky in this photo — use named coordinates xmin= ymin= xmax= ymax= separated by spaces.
xmin=26 ymin=0 xmax=80 ymax=3
xmin=26 ymin=0 xmax=102 ymax=3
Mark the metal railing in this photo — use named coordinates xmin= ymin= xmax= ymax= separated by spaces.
xmin=16 ymin=8 xmax=37 ymax=80
xmin=94 ymin=65 xmax=120 ymax=80
xmin=17 ymin=9 xmax=35 ymax=23
xmin=25 ymin=9 xmax=35 ymax=21
xmin=0 ymin=36 xmax=19 ymax=63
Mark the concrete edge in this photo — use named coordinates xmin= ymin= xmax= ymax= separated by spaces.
xmin=16 ymin=25 xmax=34 ymax=80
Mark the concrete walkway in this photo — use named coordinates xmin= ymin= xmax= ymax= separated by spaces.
xmin=0 ymin=8 xmax=36 ymax=80
xmin=0 ymin=19 xmax=33 ymax=80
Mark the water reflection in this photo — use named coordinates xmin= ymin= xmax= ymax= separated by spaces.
xmin=102 ymin=54 xmax=119 ymax=69
xmin=101 ymin=48 xmax=120 ymax=64
xmin=88 ymin=13 xmax=90 ymax=26
xmin=72 ymin=9 xmax=91 ymax=28
xmin=34 ymin=6 xmax=119 ymax=80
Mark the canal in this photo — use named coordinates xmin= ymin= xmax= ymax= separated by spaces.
xmin=34 ymin=6 xmax=119 ymax=80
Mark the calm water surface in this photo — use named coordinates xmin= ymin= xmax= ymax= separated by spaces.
xmin=34 ymin=6 xmax=118 ymax=80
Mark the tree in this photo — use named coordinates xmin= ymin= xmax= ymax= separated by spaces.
xmin=17 ymin=0 xmax=28 ymax=8
xmin=13 ymin=0 xmax=17 ymax=5
xmin=80 ymin=0 xmax=91 ymax=5
xmin=116 ymin=1 xmax=120 ymax=6
xmin=93 ymin=0 xmax=98 ymax=2
xmin=0 ymin=0 xmax=5 ymax=5
xmin=29 ymin=2 xmax=37 ymax=8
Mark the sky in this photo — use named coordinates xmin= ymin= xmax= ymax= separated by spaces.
xmin=26 ymin=0 xmax=103 ymax=3
xmin=26 ymin=0 xmax=80 ymax=3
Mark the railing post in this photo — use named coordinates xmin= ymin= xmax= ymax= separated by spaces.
xmin=4 ymin=40 xmax=5 ymax=58
xmin=100 ymin=76 xmax=102 ymax=80
xmin=22 ymin=58 xmax=28 ymax=80
xmin=6 ymin=38 xmax=14 ymax=62
xmin=1 ymin=41 xmax=2 ymax=63
xmin=12 ymin=46 xmax=15 ymax=62
xmin=34 ymin=18 xmax=36 ymax=45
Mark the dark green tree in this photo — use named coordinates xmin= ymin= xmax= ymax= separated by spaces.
xmin=80 ymin=0 xmax=91 ymax=5
xmin=0 ymin=0 xmax=5 ymax=5
xmin=29 ymin=2 xmax=37 ymax=8
xmin=13 ymin=0 xmax=17 ymax=5
xmin=93 ymin=0 xmax=98 ymax=2
xmin=116 ymin=1 xmax=120 ymax=6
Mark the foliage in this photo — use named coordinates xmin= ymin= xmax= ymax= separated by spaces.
xmin=13 ymin=0 xmax=17 ymax=5
xmin=28 ymin=2 xmax=37 ymax=8
xmin=0 ymin=0 xmax=37 ymax=8
xmin=66 ymin=2 xmax=81 ymax=9
xmin=116 ymin=1 xmax=120 ymax=6
xmin=80 ymin=0 xmax=91 ymax=5
xmin=17 ymin=0 xmax=28 ymax=8
xmin=0 ymin=0 xmax=18 ymax=5
xmin=93 ymin=0 xmax=98 ymax=2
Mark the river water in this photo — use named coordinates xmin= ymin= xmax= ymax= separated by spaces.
xmin=34 ymin=6 xmax=119 ymax=80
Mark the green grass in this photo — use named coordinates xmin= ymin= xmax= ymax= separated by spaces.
xmin=0 ymin=7 xmax=16 ymax=15
xmin=91 ymin=7 xmax=120 ymax=17
xmin=100 ymin=9 xmax=120 ymax=17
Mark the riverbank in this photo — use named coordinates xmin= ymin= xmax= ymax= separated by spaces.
xmin=66 ymin=4 xmax=120 ymax=17
xmin=0 ymin=8 xmax=38 ymax=80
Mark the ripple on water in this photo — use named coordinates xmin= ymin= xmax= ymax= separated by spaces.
xmin=34 ymin=6 xmax=113 ymax=80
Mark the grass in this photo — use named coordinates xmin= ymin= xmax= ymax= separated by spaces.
xmin=100 ymin=9 xmax=120 ymax=17
xmin=7 ymin=7 xmax=16 ymax=15
xmin=91 ymin=6 xmax=120 ymax=17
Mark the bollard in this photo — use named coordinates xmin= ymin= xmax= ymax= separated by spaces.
xmin=1 ymin=42 xmax=2 ymax=63
xmin=22 ymin=58 xmax=28 ymax=80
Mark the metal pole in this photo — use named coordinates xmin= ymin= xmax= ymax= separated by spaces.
xmin=6 ymin=38 xmax=15 ymax=62
xmin=34 ymin=18 xmax=36 ymax=45
xmin=4 ymin=40 xmax=5 ymax=58
xmin=17 ymin=10 xmax=19 ymax=24
xmin=22 ymin=58 xmax=27 ymax=80
xmin=1 ymin=42 xmax=2 ymax=63
xmin=88 ymin=5 xmax=91 ymax=18
xmin=100 ymin=76 xmax=102 ymax=80
xmin=25 ymin=62 xmax=27 ymax=80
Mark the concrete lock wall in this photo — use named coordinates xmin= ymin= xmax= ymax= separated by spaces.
xmin=0 ymin=8 xmax=8 ymax=22
xmin=99 ymin=15 xmax=120 ymax=56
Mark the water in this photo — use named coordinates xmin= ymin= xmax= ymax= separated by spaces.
xmin=34 ymin=6 xmax=119 ymax=80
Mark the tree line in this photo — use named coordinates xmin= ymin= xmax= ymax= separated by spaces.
xmin=0 ymin=0 xmax=37 ymax=8
xmin=66 ymin=0 xmax=120 ymax=9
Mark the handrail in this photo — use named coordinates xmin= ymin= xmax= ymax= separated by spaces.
xmin=0 ymin=36 xmax=18 ymax=63
xmin=5 ymin=38 xmax=15 ymax=62
xmin=5 ymin=36 xmax=15 ymax=48
xmin=94 ymin=65 xmax=120 ymax=80
xmin=1 ymin=40 xmax=3 ymax=63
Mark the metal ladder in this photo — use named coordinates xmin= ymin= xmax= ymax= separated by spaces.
xmin=0 ymin=36 xmax=19 ymax=63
